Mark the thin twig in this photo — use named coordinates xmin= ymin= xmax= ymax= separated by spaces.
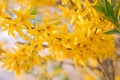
xmin=97 ymin=57 xmax=112 ymax=80
xmin=110 ymin=59 xmax=115 ymax=80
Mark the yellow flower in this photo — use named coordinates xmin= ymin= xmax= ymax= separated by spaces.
xmin=0 ymin=0 xmax=117 ymax=75
xmin=12 ymin=6 xmax=36 ymax=29
xmin=15 ymin=0 xmax=57 ymax=7
xmin=1 ymin=43 xmax=43 ymax=75
xmin=2 ymin=6 xmax=36 ymax=38
xmin=115 ymin=76 xmax=120 ymax=80
xmin=0 ymin=42 xmax=5 ymax=55
xmin=62 ymin=0 xmax=69 ymax=5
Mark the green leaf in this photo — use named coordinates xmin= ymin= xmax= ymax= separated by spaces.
xmin=103 ymin=16 xmax=115 ymax=24
xmin=97 ymin=0 xmax=105 ymax=7
xmin=93 ymin=5 xmax=105 ymax=14
xmin=104 ymin=30 xmax=120 ymax=34
xmin=104 ymin=0 xmax=114 ymax=19
xmin=104 ymin=0 xmax=108 ymax=15
xmin=93 ymin=0 xmax=119 ymax=28
xmin=107 ymin=2 xmax=113 ymax=16
xmin=31 ymin=7 xmax=37 ymax=15
xmin=114 ymin=2 xmax=120 ymax=21
xmin=110 ymin=0 xmax=114 ymax=8
xmin=93 ymin=0 xmax=105 ymax=13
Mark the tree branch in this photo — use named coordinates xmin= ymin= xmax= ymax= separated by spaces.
xmin=97 ymin=57 xmax=112 ymax=80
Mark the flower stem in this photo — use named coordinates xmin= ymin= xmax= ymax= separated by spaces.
xmin=97 ymin=57 xmax=112 ymax=80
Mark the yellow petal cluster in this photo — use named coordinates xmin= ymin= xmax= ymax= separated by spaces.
xmin=1 ymin=43 xmax=43 ymax=75
xmin=0 ymin=0 xmax=116 ymax=74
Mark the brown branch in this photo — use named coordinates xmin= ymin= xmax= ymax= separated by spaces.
xmin=110 ymin=59 xmax=115 ymax=80
xmin=97 ymin=57 xmax=112 ymax=80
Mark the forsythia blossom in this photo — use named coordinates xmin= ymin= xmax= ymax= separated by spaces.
xmin=0 ymin=0 xmax=116 ymax=74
